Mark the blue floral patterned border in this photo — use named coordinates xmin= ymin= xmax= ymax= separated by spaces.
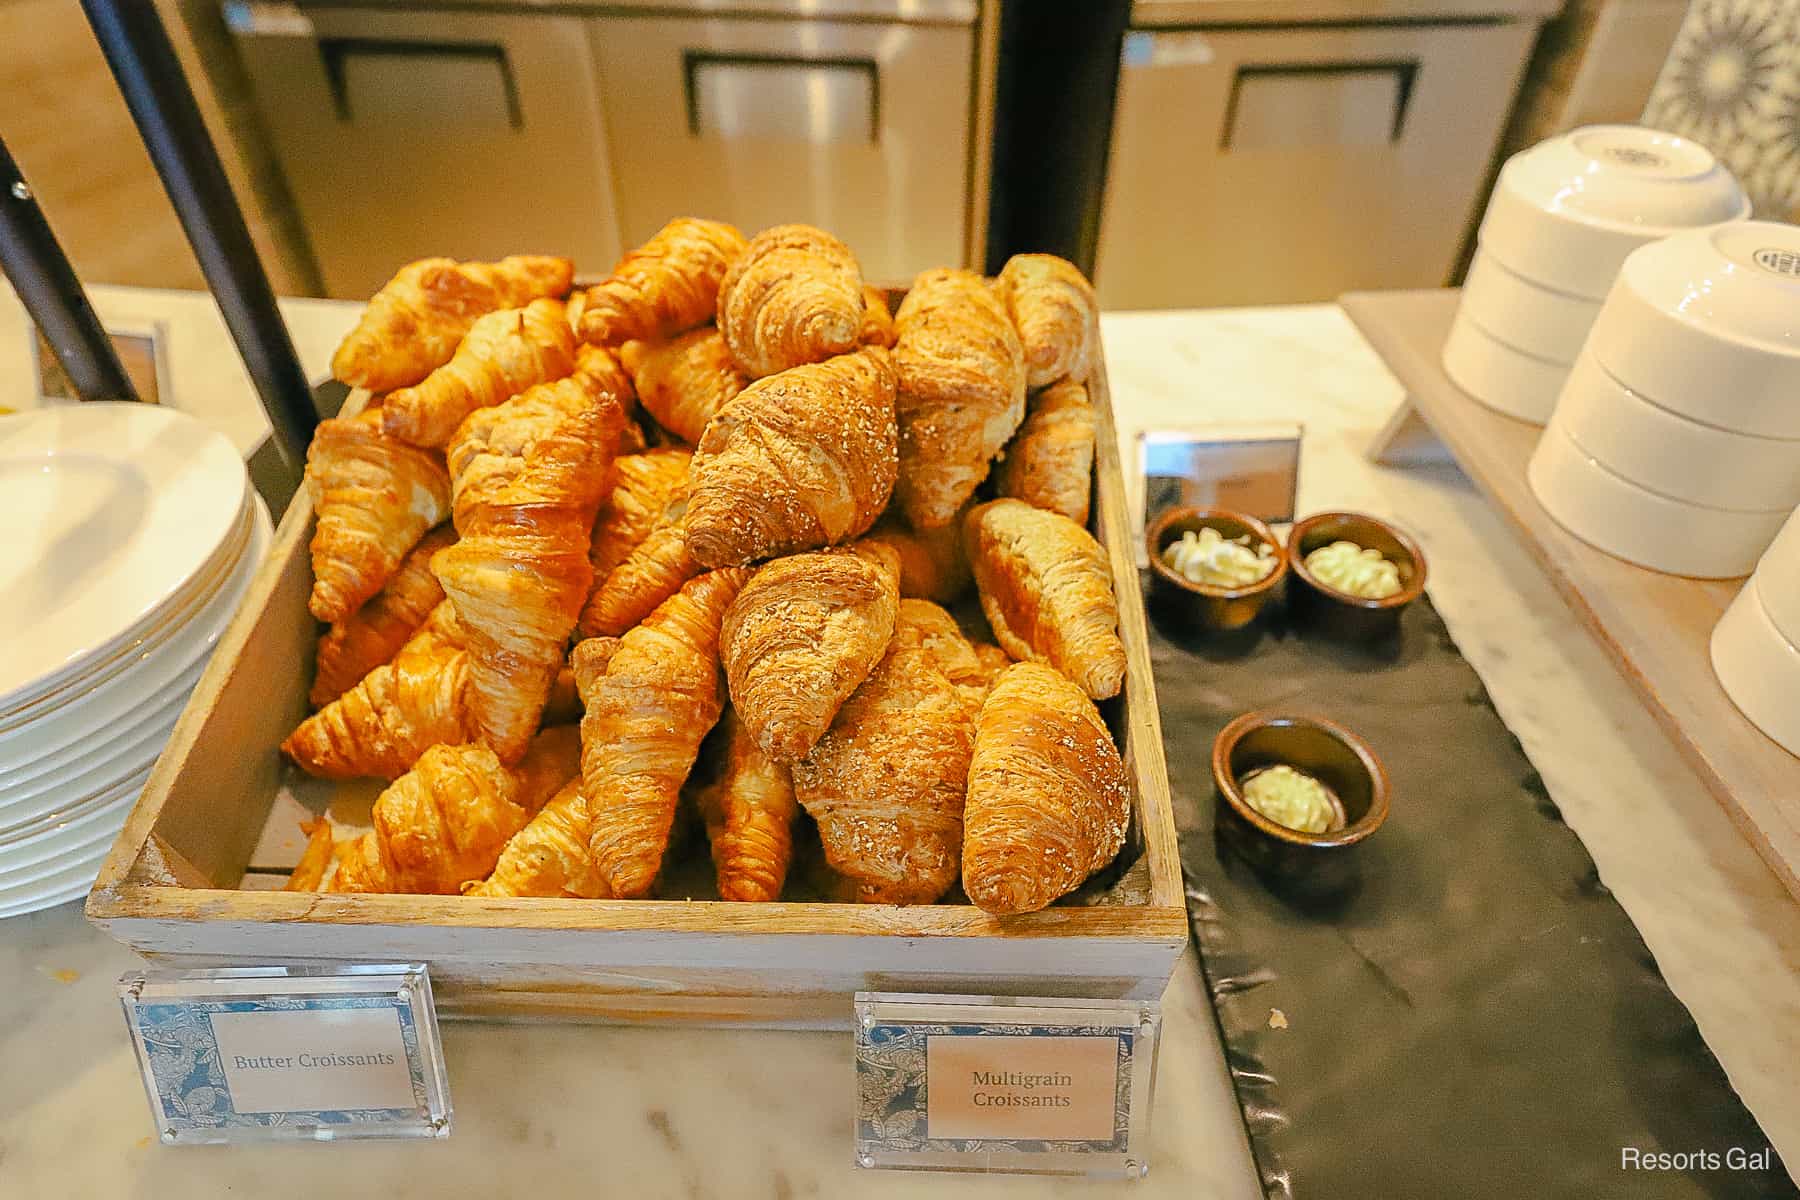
xmin=856 ymin=1023 xmax=1136 ymax=1156
xmin=130 ymin=996 xmax=429 ymax=1134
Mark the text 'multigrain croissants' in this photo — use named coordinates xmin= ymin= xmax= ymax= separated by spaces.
xmin=290 ymin=229 xmax=1129 ymax=914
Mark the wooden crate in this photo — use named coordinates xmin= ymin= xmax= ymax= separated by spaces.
xmin=86 ymin=352 xmax=1189 ymax=1029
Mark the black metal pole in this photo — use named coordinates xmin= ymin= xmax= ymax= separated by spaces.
xmin=0 ymin=138 xmax=137 ymax=402
xmin=80 ymin=0 xmax=316 ymax=469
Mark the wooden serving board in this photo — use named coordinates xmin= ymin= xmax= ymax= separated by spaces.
xmin=86 ymin=334 xmax=1190 ymax=1028
xmin=1343 ymin=288 xmax=1800 ymax=904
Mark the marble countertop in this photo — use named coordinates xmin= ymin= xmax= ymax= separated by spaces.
xmin=2 ymin=287 xmax=1795 ymax=1196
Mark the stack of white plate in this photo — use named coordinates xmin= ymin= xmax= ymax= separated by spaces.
xmin=0 ymin=404 xmax=271 ymax=918
xmin=1531 ymin=220 xmax=1800 ymax=579
xmin=1445 ymin=125 xmax=1749 ymax=424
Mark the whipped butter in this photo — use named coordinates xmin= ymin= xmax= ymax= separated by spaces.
xmin=1303 ymin=540 xmax=1403 ymax=599
xmin=1162 ymin=527 xmax=1276 ymax=589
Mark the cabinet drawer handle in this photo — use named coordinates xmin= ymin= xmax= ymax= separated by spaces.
xmin=320 ymin=38 xmax=523 ymax=130
xmin=682 ymin=51 xmax=880 ymax=144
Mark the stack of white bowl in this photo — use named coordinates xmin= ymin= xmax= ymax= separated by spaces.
xmin=1445 ymin=125 xmax=1750 ymax=424
xmin=0 ymin=404 xmax=270 ymax=917
xmin=1530 ymin=220 xmax=1800 ymax=579
xmin=1713 ymin=510 xmax=1800 ymax=755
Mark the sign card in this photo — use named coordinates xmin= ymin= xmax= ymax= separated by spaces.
xmin=120 ymin=964 xmax=451 ymax=1145
xmin=854 ymin=992 xmax=1161 ymax=1179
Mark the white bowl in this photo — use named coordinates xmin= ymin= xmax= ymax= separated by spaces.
xmin=1528 ymin=422 xmax=1787 ymax=577
xmin=1460 ymin=250 xmax=1603 ymax=364
xmin=1549 ymin=350 xmax=1800 ymax=512
xmin=1442 ymin=309 xmax=1571 ymax=424
xmin=1710 ymin=575 xmax=1800 ymax=757
xmin=1587 ymin=220 xmax=1800 ymax=439
xmin=1751 ymin=509 xmax=1800 ymax=648
xmin=1478 ymin=126 xmax=1749 ymax=301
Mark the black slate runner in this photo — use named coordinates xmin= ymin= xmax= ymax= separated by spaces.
xmin=1149 ymin=585 xmax=1793 ymax=1199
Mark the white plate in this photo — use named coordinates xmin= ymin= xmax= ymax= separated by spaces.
xmin=0 ymin=495 xmax=270 ymax=767
xmin=0 ymin=845 xmax=111 ymax=919
xmin=0 ymin=700 xmax=176 ymax=812
xmin=1 ymin=486 xmax=251 ymax=730
xmin=0 ymin=669 xmax=187 ymax=790
xmin=0 ymin=788 xmax=138 ymax=880
xmin=0 ymin=764 xmax=151 ymax=846
xmin=0 ymin=404 xmax=249 ymax=712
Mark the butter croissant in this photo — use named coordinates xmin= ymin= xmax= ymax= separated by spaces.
xmin=579 ymin=496 xmax=698 ymax=638
xmin=586 ymin=447 xmax=692 ymax=583
xmin=331 ymin=255 xmax=573 ymax=392
xmin=283 ymin=601 xmax=476 ymax=780
xmin=721 ymin=543 xmax=901 ymax=761
xmin=434 ymin=374 xmax=626 ymax=761
xmin=329 ymin=727 xmax=582 ymax=895
xmin=996 ymin=253 xmax=1098 ymax=389
xmin=892 ymin=268 xmax=1027 ymax=528
xmin=993 ymin=379 xmax=1096 ymax=525
xmin=686 ymin=347 xmax=899 ymax=567
xmin=311 ymin=524 xmax=454 ymax=706
xmin=791 ymin=600 xmax=979 ymax=904
xmin=962 ymin=662 xmax=1129 ymax=915
xmin=696 ymin=709 xmax=798 ymax=902
xmin=620 ymin=326 xmax=746 ymax=444
xmin=382 ymin=298 xmax=576 ymax=449
xmin=577 ymin=217 xmax=747 ymax=347
xmin=716 ymin=224 xmax=865 ymax=378
xmin=580 ymin=569 xmax=750 ymax=898
xmin=305 ymin=404 xmax=452 ymax=624
xmin=966 ymin=499 xmax=1125 ymax=700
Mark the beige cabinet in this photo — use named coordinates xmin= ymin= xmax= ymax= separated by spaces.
xmin=228 ymin=5 xmax=623 ymax=299
xmin=1096 ymin=17 xmax=1544 ymax=309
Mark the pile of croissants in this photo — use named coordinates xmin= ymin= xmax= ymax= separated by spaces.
xmin=281 ymin=218 xmax=1129 ymax=916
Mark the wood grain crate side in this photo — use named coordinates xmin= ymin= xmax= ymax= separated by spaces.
xmin=87 ymin=340 xmax=1190 ymax=1025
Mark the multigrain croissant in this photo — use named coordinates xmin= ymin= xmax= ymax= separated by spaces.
xmin=791 ymin=601 xmax=979 ymax=904
xmin=579 ymin=570 xmax=749 ymax=897
xmin=434 ymin=376 xmax=624 ymax=762
xmin=331 ymin=255 xmax=573 ymax=392
xmin=892 ymin=268 xmax=1026 ymax=528
xmin=965 ymin=499 xmax=1126 ymax=701
xmin=685 ymin=347 xmax=899 ymax=567
xmin=304 ymin=405 xmax=452 ymax=624
xmin=578 ymin=217 xmax=747 ymax=346
xmin=696 ymin=709 xmax=799 ymax=902
xmin=620 ymin=326 xmax=746 ymax=443
xmin=962 ymin=663 xmax=1129 ymax=915
xmin=283 ymin=601 xmax=476 ymax=780
xmin=327 ymin=726 xmax=581 ymax=894
xmin=383 ymin=299 xmax=575 ymax=449
xmin=716 ymin=224 xmax=865 ymax=378
xmin=311 ymin=524 xmax=455 ymax=706
xmin=994 ymin=379 xmax=1096 ymax=525
xmin=858 ymin=285 xmax=896 ymax=349
xmin=720 ymin=543 xmax=901 ymax=761
xmin=862 ymin=510 xmax=971 ymax=605
xmin=996 ymin=253 xmax=1099 ymax=389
